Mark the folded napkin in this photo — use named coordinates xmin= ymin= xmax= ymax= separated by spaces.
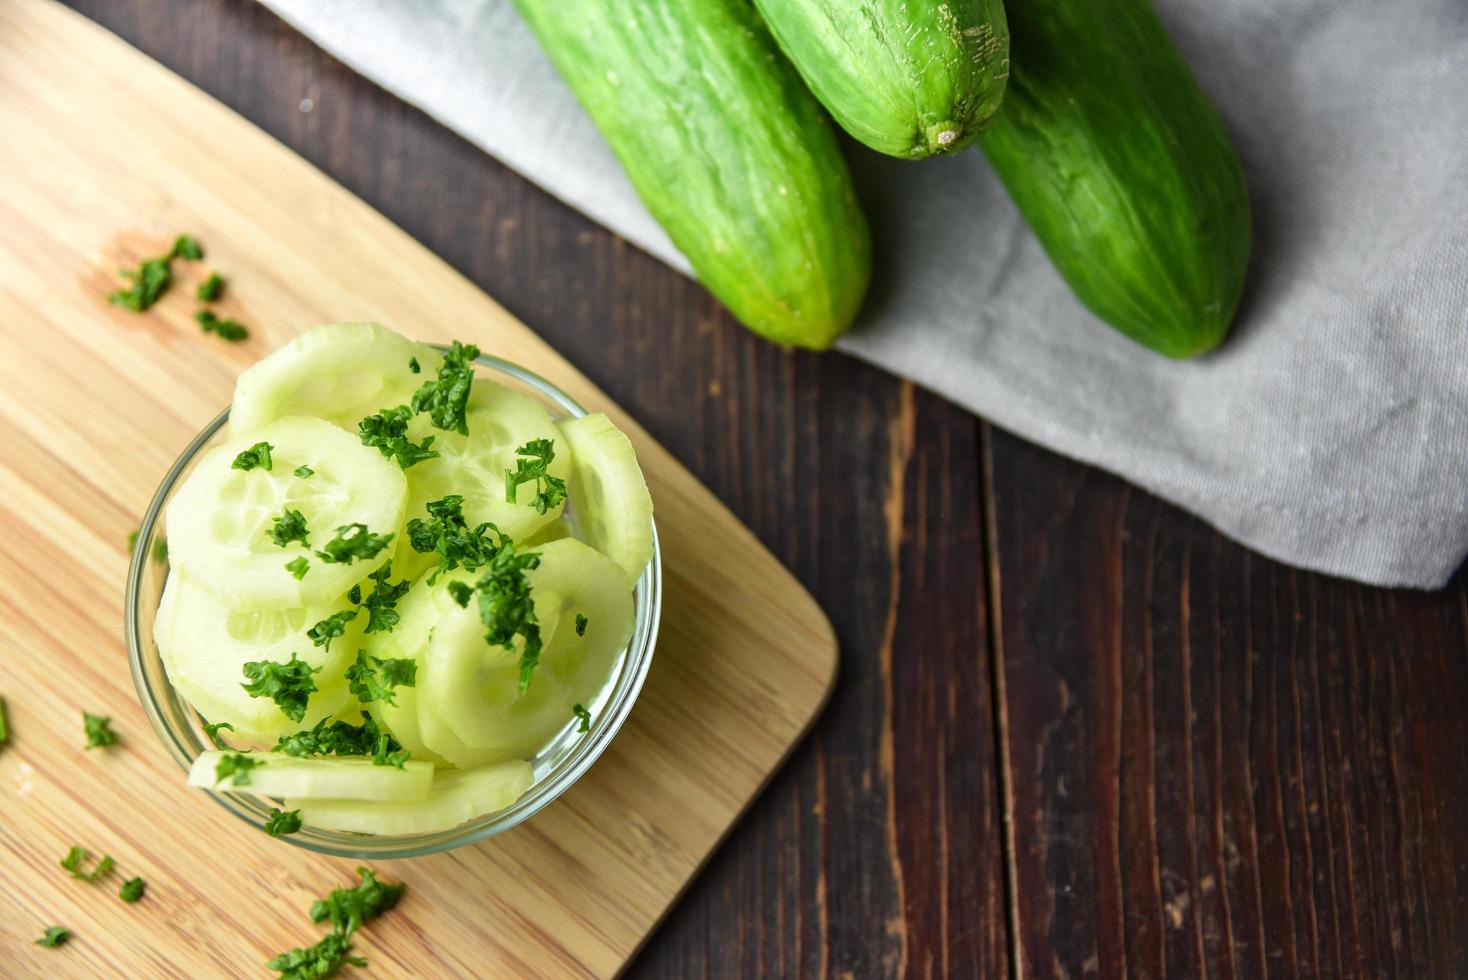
xmin=261 ymin=0 xmax=1468 ymax=588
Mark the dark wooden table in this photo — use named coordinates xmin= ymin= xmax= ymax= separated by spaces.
xmin=62 ymin=3 xmax=1468 ymax=976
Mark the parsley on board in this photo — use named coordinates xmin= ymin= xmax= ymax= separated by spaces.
xmin=35 ymin=926 xmax=71 ymax=948
xmin=215 ymin=752 xmax=264 ymax=786
xmin=307 ymin=608 xmax=359 ymax=652
xmin=195 ymin=309 xmax=249 ymax=342
xmin=361 ymin=561 xmax=410 ymax=633
xmin=411 ymin=339 xmax=479 ymax=435
xmin=202 ymin=720 xmax=235 ymax=749
xmin=273 ymin=713 xmax=409 ymax=768
xmin=60 ymin=846 xmax=114 ymax=882
xmin=170 ymin=234 xmax=204 ymax=261
xmin=285 ymin=556 xmax=311 ymax=580
xmin=268 ymin=931 xmax=362 ymax=979
xmin=408 ymin=356 xmax=421 ymax=374
xmin=241 ymin=654 xmax=320 ymax=723
xmin=357 ymin=405 xmax=439 ymax=470
xmin=311 ymin=867 xmax=405 ymax=936
xmin=0 ymin=695 xmax=8 ymax=747
xmin=293 ymin=465 xmax=314 ymax=479
xmin=269 ymin=507 xmax=311 ymax=548
xmin=265 ymin=808 xmax=303 ymax=837
xmin=107 ymin=257 xmax=171 ymax=311
xmin=504 ymin=438 xmax=567 ymax=515
xmin=345 ymin=651 xmax=417 ymax=707
xmin=573 ymin=703 xmax=591 ymax=733
xmin=119 ymin=877 xmax=146 ymax=903
xmin=575 ymin=613 xmax=589 ymax=637
xmin=315 ymin=524 xmax=394 ymax=565
xmin=195 ymin=271 xmax=224 ymax=301
xmin=83 ymin=712 xmax=119 ymax=749
xmin=232 ymin=441 xmax=274 ymax=471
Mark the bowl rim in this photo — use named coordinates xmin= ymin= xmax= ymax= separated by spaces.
xmin=125 ymin=350 xmax=661 ymax=858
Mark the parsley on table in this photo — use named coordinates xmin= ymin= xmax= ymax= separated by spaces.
xmin=195 ymin=309 xmax=249 ymax=342
xmin=285 ymin=556 xmax=310 ymax=580
xmin=195 ymin=271 xmax=224 ymax=301
xmin=345 ymin=651 xmax=417 ymax=707
xmin=269 ymin=507 xmax=311 ymax=548
xmin=268 ymin=932 xmax=361 ymax=979
xmin=0 ymin=695 xmax=8 ymax=746
xmin=406 ymin=495 xmax=499 ymax=583
xmin=35 ymin=926 xmax=71 ymax=948
xmin=504 ymin=438 xmax=567 ymax=515
xmin=82 ymin=712 xmax=119 ymax=749
xmin=60 ymin=846 xmax=114 ymax=882
xmin=411 ymin=339 xmax=478 ymax=435
xmin=358 ymin=405 xmax=439 ymax=470
xmin=575 ymin=613 xmax=589 ymax=637
xmin=265 ymin=808 xmax=303 ymax=837
xmin=573 ymin=703 xmax=591 ymax=733
xmin=119 ymin=877 xmax=146 ymax=903
xmin=232 ymin=441 xmax=274 ymax=471
xmin=307 ymin=608 xmax=358 ymax=652
xmin=107 ymin=257 xmax=171 ymax=311
xmin=273 ymin=713 xmax=409 ymax=768
xmin=268 ymin=866 xmax=404 ymax=978
xmin=171 ymin=234 xmax=204 ymax=260
xmin=215 ymin=752 xmax=264 ymax=786
xmin=293 ymin=465 xmax=314 ymax=479
xmin=361 ymin=561 xmax=410 ymax=633
xmin=315 ymin=524 xmax=394 ymax=565
xmin=241 ymin=654 xmax=320 ymax=723
xmin=202 ymin=720 xmax=235 ymax=748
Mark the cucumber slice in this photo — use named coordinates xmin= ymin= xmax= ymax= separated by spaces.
xmin=290 ymin=761 xmax=531 ymax=835
xmin=557 ymin=413 xmax=654 ymax=580
xmin=230 ymin=322 xmax=444 ymax=435
xmin=521 ymin=517 xmax=574 ymax=547
xmin=156 ymin=572 xmax=354 ymax=742
xmin=418 ymin=539 xmax=635 ymax=763
xmin=400 ymin=380 xmax=570 ymax=545
xmin=187 ymin=751 xmax=433 ymax=801
xmin=166 ymin=416 xmax=407 ymax=611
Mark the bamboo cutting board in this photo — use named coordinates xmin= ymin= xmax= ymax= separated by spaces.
xmin=0 ymin=2 xmax=837 ymax=975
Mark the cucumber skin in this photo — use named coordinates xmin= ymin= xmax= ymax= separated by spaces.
xmin=978 ymin=0 xmax=1251 ymax=358
xmin=513 ymin=0 xmax=870 ymax=349
xmin=752 ymin=0 xmax=1009 ymax=158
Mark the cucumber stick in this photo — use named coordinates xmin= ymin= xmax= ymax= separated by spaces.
xmin=753 ymin=0 xmax=1009 ymax=158
xmin=977 ymin=0 xmax=1251 ymax=358
xmin=513 ymin=0 xmax=871 ymax=349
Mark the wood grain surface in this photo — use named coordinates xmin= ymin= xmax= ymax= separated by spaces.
xmin=27 ymin=0 xmax=1468 ymax=977
xmin=0 ymin=2 xmax=836 ymax=976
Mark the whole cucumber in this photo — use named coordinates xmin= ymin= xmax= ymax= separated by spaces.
xmin=978 ymin=0 xmax=1251 ymax=358
xmin=514 ymin=0 xmax=871 ymax=349
xmin=752 ymin=0 xmax=1010 ymax=158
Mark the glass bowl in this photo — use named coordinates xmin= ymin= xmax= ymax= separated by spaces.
xmin=124 ymin=351 xmax=661 ymax=858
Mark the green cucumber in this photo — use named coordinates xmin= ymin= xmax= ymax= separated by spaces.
xmin=513 ymin=0 xmax=871 ymax=349
xmin=977 ymin=0 xmax=1251 ymax=358
xmin=752 ymin=0 xmax=1009 ymax=158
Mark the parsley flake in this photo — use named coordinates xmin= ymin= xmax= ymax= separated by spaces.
xmin=575 ymin=613 xmax=589 ymax=637
xmin=472 ymin=536 xmax=544 ymax=692
xmin=171 ymin=234 xmax=204 ymax=261
xmin=447 ymin=580 xmax=473 ymax=607
xmin=265 ymin=808 xmax=303 ymax=837
xmin=215 ymin=752 xmax=264 ymax=786
xmin=505 ymin=439 xmax=567 ymax=514
xmin=119 ymin=877 xmax=146 ymax=903
xmin=35 ymin=926 xmax=71 ymax=948
xmin=107 ymin=257 xmax=171 ymax=311
xmin=83 ymin=712 xmax=119 ymax=749
xmin=273 ymin=713 xmax=409 ymax=768
xmin=315 ymin=524 xmax=394 ymax=565
xmin=285 ymin=556 xmax=310 ymax=580
xmin=269 ymin=507 xmax=310 ymax=548
xmin=358 ymin=405 xmax=439 ymax=469
xmin=196 ymin=309 xmax=249 ymax=342
xmin=345 ymin=650 xmax=417 ymax=706
xmin=573 ymin=703 xmax=591 ymax=733
xmin=293 ymin=465 xmax=314 ymax=479
xmin=408 ymin=356 xmax=421 ymax=374
xmin=60 ymin=846 xmax=114 ymax=882
xmin=406 ymin=495 xmax=499 ymax=583
xmin=348 ymin=583 xmax=362 ymax=605
xmin=195 ymin=271 xmax=224 ymax=301
xmin=268 ymin=868 xmax=404 ymax=980
xmin=411 ymin=340 xmax=478 ymax=435
xmin=0 ymin=695 xmax=8 ymax=747
xmin=361 ymin=561 xmax=410 ymax=633
xmin=307 ymin=608 xmax=359 ymax=652
xmin=241 ymin=654 xmax=320 ymax=722
xmin=202 ymin=720 xmax=235 ymax=748
xmin=232 ymin=441 xmax=274 ymax=471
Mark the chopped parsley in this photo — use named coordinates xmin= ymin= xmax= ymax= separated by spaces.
xmin=504 ymin=439 xmax=567 ymax=515
xmin=171 ymin=234 xmax=204 ymax=261
xmin=285 ymin=556 xmax=310 ymax=580
xmin=358 ymin=405 xmax=439 ymax=470
xmin=232 ymin=441 xmax=274 ymax=471
xmin=573 ymin=703 xmax=591 ymax=733
xmin=0 ymin=695 xmax=8 ymax=746
xmin=307 ymin=608 xmax=358 ymax=652
xmin=411 ymin=340 xmax=478 ymax=435
xmin=35 ymin=926 xmax=71 ymax=948
xmin=265 ymin=808 xmax=303 ymax=837
xmin=195 ymin=271 xmax=224 ymax=301
xmin=60 ymin=846 xmax=114 ymax=882
xmin=268 ymin=868 xmax=404 ymax=980
xmin=315 ymin=524 xmax=394 ymax=565
xmin=273 ymin=713 xmax=409 ymax=768
xmin=575 ymin=613 xmax=589 ymax=637
xmin=348 ymin=583 xmax=361 ymax=605
xmin=215 ymin=752 xmax=264 ymax=786
xmin=472 ymin=536 xmax=544 ymax=692
xmin=361 ymin=561 xmax=410 ymax=633
xmin=153 ymin=537 xmax=169 ymax=564
xmin=119 ymin=877 xmax=146 ymax=903
xmin=202 ymin=720 xmax=235 ymax=748
xmin=241 ymin=654 xmax=320 ymax=723
xmin=107 ymin=257 xmax=171 ymax=311
xmin=345 ymin=651 xmax=417 ymax=707
xmin=446 ymin=580 xmax=473 ymax=607
xmin=195 ymin=309 xmax=249 ymax=342
xmin=408 ymin=356 xmax=421 ymax=374
xmin=268 ymin=932 xmax=361 ymax=979
xmin=83 ymin=712 xmax=119 ymax=749
xmin=293 ymin=465 xmax=314 ymax=479
xmin=406 ymin=495 xmax=499 ymax=583
xmin=269 ymin=507 xmax=311 ymax=548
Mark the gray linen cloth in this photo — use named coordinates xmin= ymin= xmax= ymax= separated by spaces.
xmin=260 ymin=0 xmax=1468 ymax=588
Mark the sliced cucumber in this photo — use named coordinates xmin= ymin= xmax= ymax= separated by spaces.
xmin=521 ymin=517 xmax=574 ymax=547
xmin=230 ymin=322 xmax=444 ymax=435
xmin=418 ymin=539 xmax=635 ymax=763
xmin=290 ymin=761 xmax=531 ymax=835
xmin=558 ymin=413 xmax=654 ymax=580
xmin=187 ymin=751 xmax=434 ymax=801
xmin=166 ymin=416 xmax=407 ymax=611
xmin=156 ymin=572 xmax=354 ymax=742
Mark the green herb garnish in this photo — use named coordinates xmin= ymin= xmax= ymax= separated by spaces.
xmin=345 ymin=651 xmax=417 ymax=706
xmin=267 ymin=867 xmax=404 ymax=980
xmin=505 ymin=438 xmax=567 ymax=515
xmin=265 ymin=808 xmax=303 ymax=837
xmin=60 ymin=846 xmax=114 ymax=882
xmin=446 ymin=580 xmax=473 ymax=607
xmin=307 ymin=609 xmax=358 ymax=652
xmin=119 ymin=877 xmax=146 ymax=903
xmin=241 ymin=654 xmax=320 ymax=723
xmin=232 ymin=441 xmax=274 ymax=471
xmin=408 ymin=357 xmax=421 ymax=374
xmin=153 ymin=537 xmax=169 ymax=564
xmin=348 ymin=583 xmax=361 ymax=605
xmin=195 ymin=309 xmax=249 ymax=342
xmin=358 ymin=405 xmax=439 ymax=470
xmin=107 ymin=257 xmax=171 ymax=311
xmin=35 ymin=926 xmax=71 ymax=948
xmin=273 ymin=713 xmax=408 ymax=768
xmin=575 ymin=613 xmax=588 ymax=637
xmin=215 ymin=751 xmax=264 ymax=786
xmin=0 ymin=695 xmax=8 ymax=746
xmin=406 ymin=495 xmax=498 ymax=583
xmin=83 ymin=712 xmax=119 ymax=749
xmin=269 ymin=507 xmax=310 ymax=548
xmin=202 ymin=720 xmax=235 ymax=748
xmin=195 ymin=271 xmax=224 ymax=301
xmin=573 ymin=703 xmax=591 ymax=733
xmin=315 ymin=524 xmax=394 ymax=565
xmin=411 ymin=340 xmax=478 ymax=435
xmin=473 ymin=535 xmax=543 ymax=691
xmin=361 ymin=561 xmax=410 ymax=634
xmin=285 ymin=556 xmax=310 ymax=580
xmin=293 ymin=465 xmax=314 ymax=479
xmin=171 ymin=235 xmax=204 ymax=260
